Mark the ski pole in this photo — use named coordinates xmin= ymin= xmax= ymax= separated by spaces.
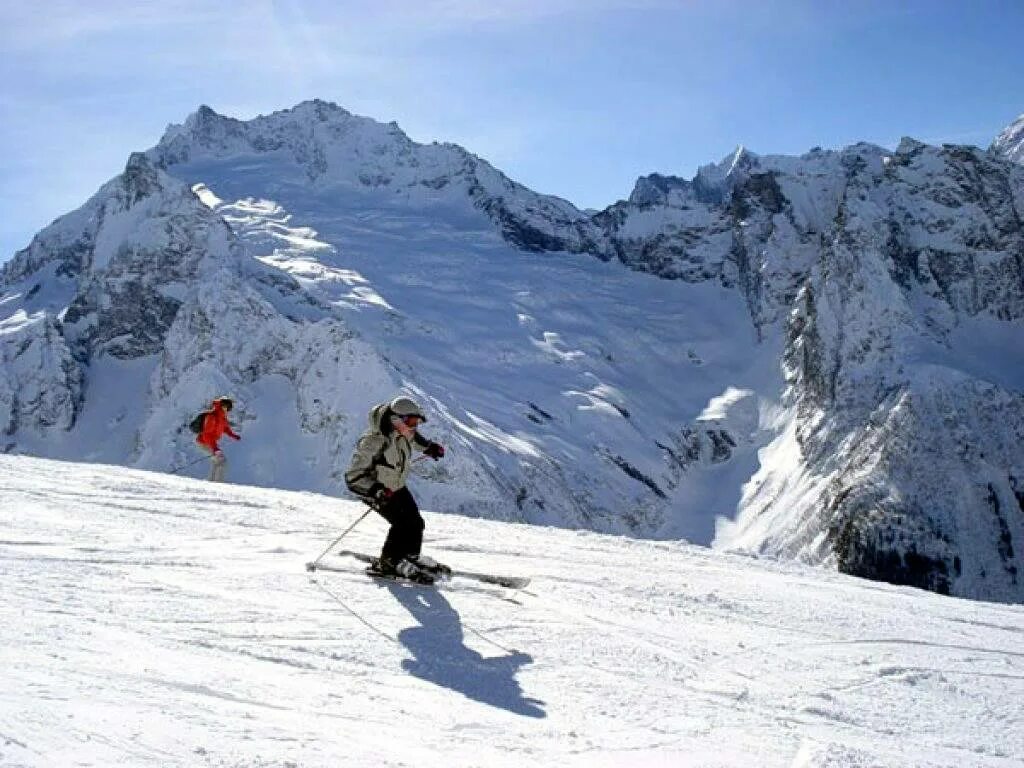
xmin=305 ymin=455 xmax=433 ymax=572
xmin=306 ymin=506 xmax=372 ymax=572
xmin=167 ymin=455 xmax=208 ymax=476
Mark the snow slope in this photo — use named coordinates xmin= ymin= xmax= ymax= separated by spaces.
xmin=2 ymin=455 xmax=1022 ymax=767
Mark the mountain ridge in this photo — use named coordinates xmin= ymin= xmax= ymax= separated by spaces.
xmin=2 ymin=100 xmax=1023 ymax=603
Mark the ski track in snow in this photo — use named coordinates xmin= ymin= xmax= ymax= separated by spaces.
xmin=1 ymin=456 xmax=1022 ymax=767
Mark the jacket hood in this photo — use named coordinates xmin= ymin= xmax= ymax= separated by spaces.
xmin=368 ymin=402 xmax=391 ymax=432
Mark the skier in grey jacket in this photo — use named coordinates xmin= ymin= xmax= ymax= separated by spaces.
xmin=345 ymin=396 xmax=445 ymax=580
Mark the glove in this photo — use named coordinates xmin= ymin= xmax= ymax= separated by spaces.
xmin=369 ymin=484 xmax=393 ymax=503
xmin=424 ymin=442 xmax=445 ymax=460
xmin=232 ymin=434 xmax=241 ymax=441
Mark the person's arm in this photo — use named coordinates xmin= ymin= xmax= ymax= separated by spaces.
xmin=345 ymin=434 xmax=387 ymax=497
xmin=413 ymin=431 xmax=445 ymax=460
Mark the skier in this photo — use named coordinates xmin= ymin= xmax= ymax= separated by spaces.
xmin=196 ymin=396 xmax=241 ymax=483
xmin=345 ymin=395 xmax=446 ymax=582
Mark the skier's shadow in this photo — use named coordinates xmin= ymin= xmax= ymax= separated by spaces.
xmin=383 ymin=582 xmax=546 ymax=718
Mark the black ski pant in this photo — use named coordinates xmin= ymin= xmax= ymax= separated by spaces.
xmin=375 ymin=486 xmax=424 ymax=563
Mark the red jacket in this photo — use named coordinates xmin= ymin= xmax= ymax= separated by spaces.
xmin=196 ymin=401 xmax=240 ymax=452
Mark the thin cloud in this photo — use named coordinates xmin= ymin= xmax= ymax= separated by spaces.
xmin=397 ymin=0 xmax=679 ymax=24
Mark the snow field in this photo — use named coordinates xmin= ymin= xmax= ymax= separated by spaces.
xmin=1 ymin=455 xmax=1022 ymax=767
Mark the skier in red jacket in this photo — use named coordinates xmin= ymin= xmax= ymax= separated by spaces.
xmin=196 ymin=396 xmax=241 ymax=482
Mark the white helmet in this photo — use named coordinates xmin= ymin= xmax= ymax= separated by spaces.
xmin=389 ymin=396 xmax=427 ymax=422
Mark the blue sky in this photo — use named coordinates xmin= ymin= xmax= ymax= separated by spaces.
xmin=2 ymin=0 xmax=1023 ymax=261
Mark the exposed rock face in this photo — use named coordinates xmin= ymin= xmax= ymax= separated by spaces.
xmin=3 ymin=101 xmax=1023 ymax=602
xmin=773 ymin=141 xmax=1024 ymax=599
xmin=0 ymin=313 xmax=82 ymax=441
xmin=492 ymin=126 xmax=1024 ymax=602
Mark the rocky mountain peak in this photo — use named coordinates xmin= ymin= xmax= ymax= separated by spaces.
xmin=627 ymin=173 xmax=691 ymax=207
xmin=894 ymin=135 xmax=929 ymax=156
xmin=698 ymin=145 xmax=755 ymax=183
xmin=622 ymin=146 xmax=769 ymax=214
xmin=120 ymin=151 xmax=168 ymax=207
xmin=154 ymin=100 xmax=416 ymax=182
xmin=992 ymin=113 xmax=1024 ymax=164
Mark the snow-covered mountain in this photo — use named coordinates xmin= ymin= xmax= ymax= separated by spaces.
xmin=993 ymin=112 xmax=1024 ymax=164
xmin=2 ymin=100 xmax=1023 ymax=603
xmin=2 ymin=454 xmax=1022 ymax=767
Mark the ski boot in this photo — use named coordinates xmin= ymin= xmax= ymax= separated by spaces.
xmin=409 ymin=554 xmax=452 ymax=580
xmin=367 ymin=556 xmax=435 ymax=585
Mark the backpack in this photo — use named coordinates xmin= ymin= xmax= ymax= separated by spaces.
xmin=188 ymin=410 xmax=212 ymax=435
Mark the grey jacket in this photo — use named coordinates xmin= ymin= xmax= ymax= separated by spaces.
xmin=345 ymin=403 xmax=431 ymax=497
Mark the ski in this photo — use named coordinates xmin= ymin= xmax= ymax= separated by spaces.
xmin=308 ymin=561 xmax=437 ymax=587
xmin=329 ymin=549 xmax=531 ymax=589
